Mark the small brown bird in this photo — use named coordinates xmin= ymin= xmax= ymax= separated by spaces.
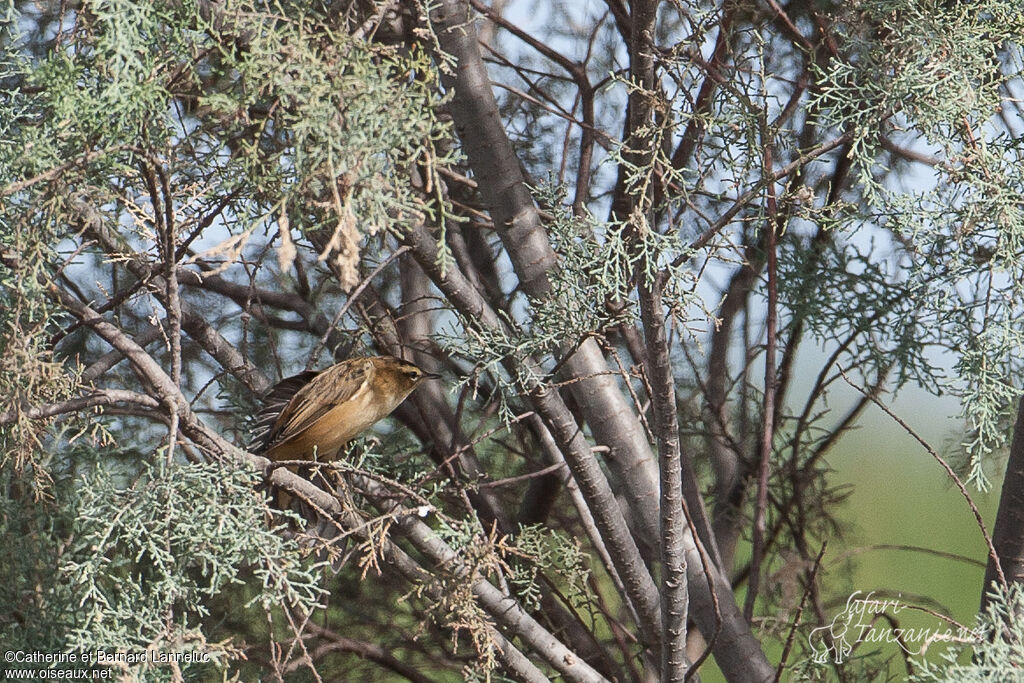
xmin=250 ymin=356 xmax=429 ymax=463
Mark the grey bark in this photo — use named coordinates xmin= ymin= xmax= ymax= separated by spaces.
xmin=982 ymin=396 xmax=1024 ymax=610
xmin=428 ymin=2 xmax=775 ymax=680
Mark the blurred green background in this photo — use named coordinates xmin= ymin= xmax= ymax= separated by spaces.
xmin=707 ymin=373 xmax=1001 ymax=681
xmin=813 ymin=384 xmax=998 ymax=679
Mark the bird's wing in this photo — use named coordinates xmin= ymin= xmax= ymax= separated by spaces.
xmin=248 ymin=370 xmax=322 ymax=453
xmin=267 ymin=358 xmax=373 ymax=446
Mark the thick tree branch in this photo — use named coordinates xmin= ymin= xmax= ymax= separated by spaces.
xmin=983 ymin=395 xmax=1024 ymax=610
xmin=359 ymin=474 xmax=610 ymax=683
xmin=55 ymin=286 xmax=561 ymax=681
xmin=0 ymin=389 xmax=161 ymax=425
xmin=627 ymin=0 xmax=688 ymax=676
xmin=641 ymin=277 xmax=691 ymax=681
xmin=428 ymin=3 xmax=775 ymax=678
xmin=402 ymin=222 xmax=663 ymax=653
xmin=430 ymin=0 xmax=665 ymax=554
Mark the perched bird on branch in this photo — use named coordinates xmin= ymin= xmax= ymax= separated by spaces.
xmin=250 ymin=355 xmax=429 ymax=491
xmin=248 ymin=355 xmax=429 ymax=565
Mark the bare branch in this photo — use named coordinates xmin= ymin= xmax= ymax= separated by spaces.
xmin=982 ymin=395 xmax=1024 ymax=611
xmin=0 ymin=389 xmax=161 ymax=425
xmin=746 ymin=122 xmax=781 ymax=622
xmin=361 ymin=474 xmax=611 ymax=683
xmin=402 ymin=221 xmax=663 ymax=651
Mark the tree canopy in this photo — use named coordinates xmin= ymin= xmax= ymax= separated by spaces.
xmin=2 ymin=0 xmax=1024 ymax=680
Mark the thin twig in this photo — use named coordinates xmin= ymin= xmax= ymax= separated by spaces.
xmin=678 ymin=132 xmax=853 ymax=258
xmin=774 ymin=541 xmax=828 ymax=682
xmin=746 ymin=116 xmax=780 ymax=622
xmin=479 ymin=462 xmax=567 ymax=489
xmin=0 ymin=149 xmax=109 ymax=197
xmin=308 ymin=245 xmax=410 ymax=369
